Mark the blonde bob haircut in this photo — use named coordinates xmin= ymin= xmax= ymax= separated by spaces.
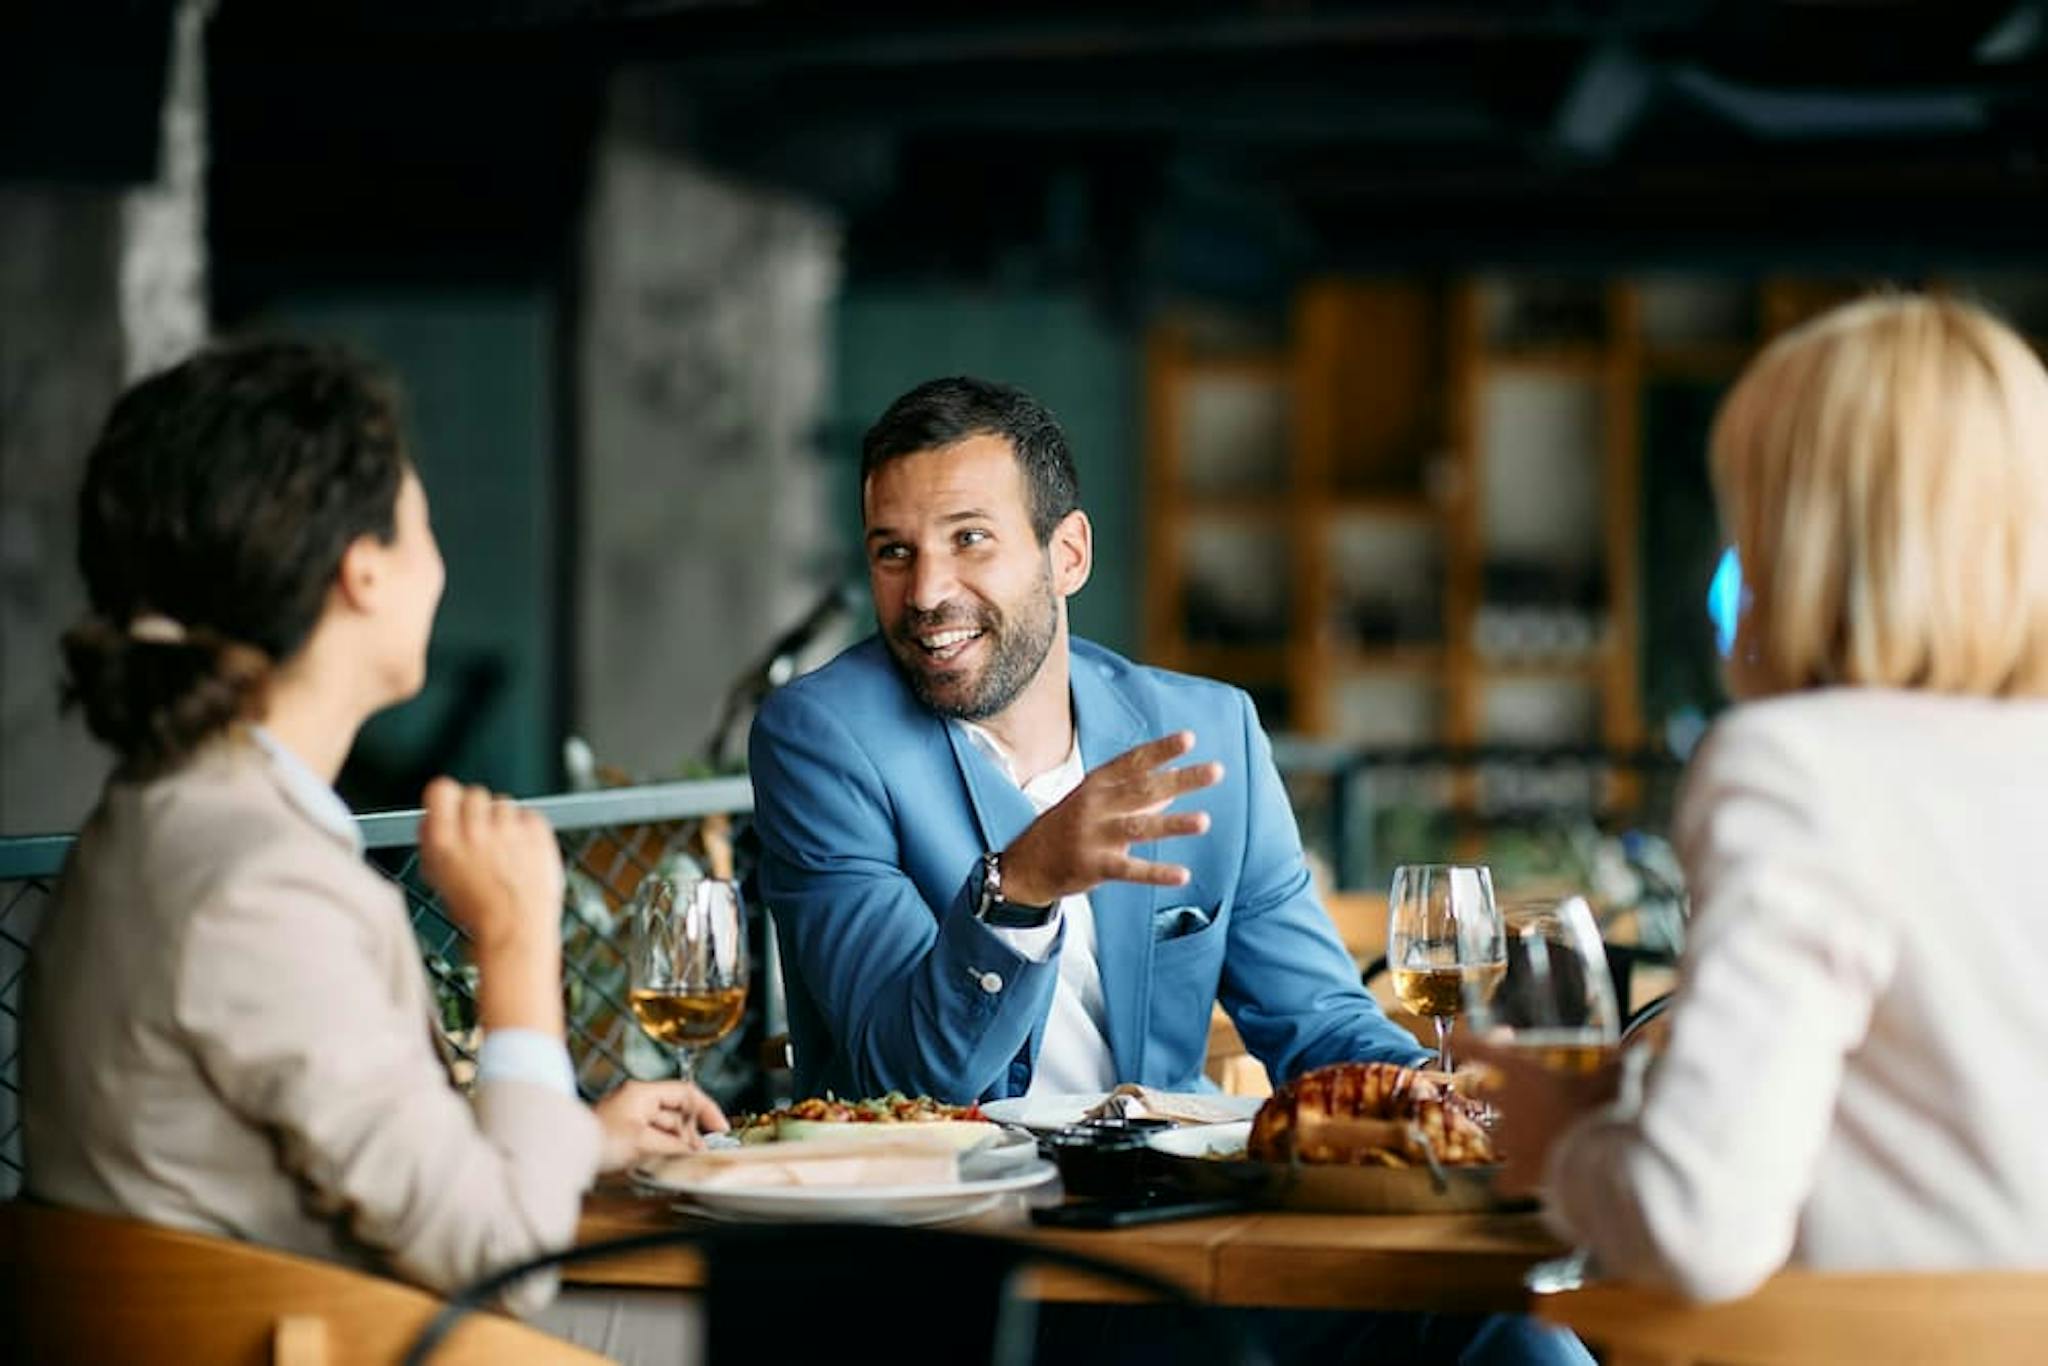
xmin=1712 ymin=293 xmax=2048 ymax=701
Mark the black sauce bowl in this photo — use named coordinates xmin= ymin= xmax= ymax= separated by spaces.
xmin=1040 ymin=1119 xmax=1174 ymax=1198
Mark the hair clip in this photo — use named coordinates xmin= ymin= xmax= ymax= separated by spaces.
xmin=128 ymin=613 xmax=188 ymax=645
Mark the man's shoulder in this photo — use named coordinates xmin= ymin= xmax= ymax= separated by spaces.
xmin=753 ymin=635 xmax=932 ymax=750
xmin=762 ymin=636 xmax=897 ymax=717
xmin=753 ymin=635 xmax=1256 ymax=751
xmin=1071 ymin=638 xmax=1252 ymax=722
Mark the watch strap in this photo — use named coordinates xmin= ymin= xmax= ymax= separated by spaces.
xmin=975 ymin=851 xmax=1056 ymax=929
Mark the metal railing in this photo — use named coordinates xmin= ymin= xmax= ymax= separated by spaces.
xmin=0 ymin=775 xmax=757 ymax=1201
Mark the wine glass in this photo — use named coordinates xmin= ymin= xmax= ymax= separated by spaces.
xmin=1387 ymin=863 xmax=1506 ymax=1074
xmin=627 ymin=875 xmax=749 ymax=1089
xmin=1465 ymin=892 xmax=1622 ymax=1295
xmin=1463 ymin=893 xmax=1621 ymax=1067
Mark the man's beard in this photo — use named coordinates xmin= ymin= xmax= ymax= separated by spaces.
xmin=885 ymin=566 xmax=1059 ymax=722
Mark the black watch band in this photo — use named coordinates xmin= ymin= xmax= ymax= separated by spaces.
xmin=975 ymin=851 xmax=1056 ymax=929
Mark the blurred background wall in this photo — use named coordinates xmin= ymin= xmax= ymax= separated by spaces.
xmin=577 ymin=79 xmax=840 ymax=777
xmin=1 ymin=0 xmax=207 ymax=832
xmin=2 ymin=0 xmax=2046 ymax=884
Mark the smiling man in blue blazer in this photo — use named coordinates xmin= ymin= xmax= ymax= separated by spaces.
xmin=750 ymin=377 xmax=1431 ymax=1105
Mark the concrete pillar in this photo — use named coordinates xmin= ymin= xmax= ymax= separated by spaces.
xmin=576 ymin=88 xmax=842 ymax=775
xmin=118 ymin=0 xmax=210 ymax=386
xmin=0 ymin=1 xmax=209 ymax=834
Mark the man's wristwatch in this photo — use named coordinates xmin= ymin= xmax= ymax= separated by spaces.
xmin=974 ymin=851 xmax=1056 ymax=929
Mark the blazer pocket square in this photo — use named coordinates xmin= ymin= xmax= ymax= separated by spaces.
xmin=1152 ymin=903 xmax=1219 ymax=942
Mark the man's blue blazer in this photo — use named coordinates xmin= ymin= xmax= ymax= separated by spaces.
xmin=748 ymin=635 xmax=1429 ymax=1102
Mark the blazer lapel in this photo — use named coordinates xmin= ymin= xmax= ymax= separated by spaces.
xmin=1070 ymin=653 xmax=1156 ymax=1084
xmin=942 ymin=722 xmax=1042 ymax=869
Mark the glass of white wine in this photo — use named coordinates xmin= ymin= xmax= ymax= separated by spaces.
xmin=1467 ymin=893 xmax=1622 ymax=1295
xmin=1387 ymin=863 xmax=1506 ymax=1074
xmin=627 ymin=874 xmax=749 ymax=1088
xmin=1464 ymin=893 xmax=1620 ymax=1069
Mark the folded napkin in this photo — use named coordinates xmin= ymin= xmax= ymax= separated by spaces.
xmin=647 ymin=1134 xmax=963 ymax=1191
xmin=1083 ymin=1084 xmax=1246 ymax=1127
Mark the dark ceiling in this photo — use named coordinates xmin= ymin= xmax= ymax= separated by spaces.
xmin=17 ymin=2 xmax=2048 ymax=310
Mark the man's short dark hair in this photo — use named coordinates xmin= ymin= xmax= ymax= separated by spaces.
xmin=860 ymin=377 xmax=1080 ymax=543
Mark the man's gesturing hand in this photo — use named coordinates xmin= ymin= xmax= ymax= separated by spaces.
xmin=997 ymin=731 xmax=1222 ymax=909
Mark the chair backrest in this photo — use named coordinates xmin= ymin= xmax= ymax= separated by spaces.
xmin=1620 ymin=990 xmax=1673 ymax=1049
xmin=408 ymin=1220 xmax=1263 ymax=1366
xmin=1533 ymin=1270 xmax=2048 ymax=1365
xmin=1 ymin=1201 xmax=605 ymax=1366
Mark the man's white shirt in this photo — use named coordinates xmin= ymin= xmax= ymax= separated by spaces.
xmin=957 ymin=721 xmax=1119 ymax=1096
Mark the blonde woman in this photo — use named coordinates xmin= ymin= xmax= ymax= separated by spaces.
xmin=1476 ymin=295 xmax=2048 ymax=1302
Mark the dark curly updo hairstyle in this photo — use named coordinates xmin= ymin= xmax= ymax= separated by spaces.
xmin=62 ymin=339 xmax=411 ymax=778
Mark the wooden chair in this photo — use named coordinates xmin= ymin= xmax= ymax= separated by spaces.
xmin=1620 ymin=990 xmax=1674 ymax=1051
xmin=0 ymin=1201 xmax=605 ymax=1366
xmin=1532 ymin=1269 xmax=2048 ymax=1365
xmin=410 ymin=1219 xmax=1258 ymax=1366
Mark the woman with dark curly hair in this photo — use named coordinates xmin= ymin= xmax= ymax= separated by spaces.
xmin=22 ymin=339 xmax=721 ymax=1354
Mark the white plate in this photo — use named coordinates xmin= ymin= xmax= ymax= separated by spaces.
xmin=672 ymin=1190 xmax=1015 ymax=1228
xmin=1146 ymin=1120 xmax=1252 ymax=1159
xmin=980 ymin=1092 xmax=1261 ymax=1133
xmin=649 ymin=1160 xmax=1058 ymax=1224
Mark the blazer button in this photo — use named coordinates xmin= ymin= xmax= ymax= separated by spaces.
xmin=978 ymin=970 xmax=1004 ymax=994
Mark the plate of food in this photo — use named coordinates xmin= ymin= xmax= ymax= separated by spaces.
xmin=636 ymin=1126 xmax=1056 ymax=1224
xmin=981 ymin=1085 xmax=1261 ymax=1133
xmin=1146 ymin=1062 xmax=1511 ymax=1214
xmin=734 ymin=1092 xmax=1003 ymax=1149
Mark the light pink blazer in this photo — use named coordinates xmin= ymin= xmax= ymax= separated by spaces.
xmin=1550 ymin=690 xmax=2048 ymax=1301
xmin=22 ymin=734 xmax=600 ymax=1315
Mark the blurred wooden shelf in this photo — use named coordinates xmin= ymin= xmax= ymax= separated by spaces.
xmin=1179 ymin=493 xmax=1290 ymax=523
xmin=1147 ymin=277 xmax=1663 ymax=763
xmin=1643 ymin=342 xmax=1753 ymax=379
xmin=1473 ymin=657 xmax=1607 ymax=682
xmin=1177 ymin=352 xmax=1290 ymax=383
xmin=1482 ymin=344 xmax=1608 ymax=377
xmin=1176 ymin=643 xmax=1289 ymax=685
xmin=1330 ymin=645 xmax=1445 ymax=676
xmin=1322 ymin=494 xmax=1436 ymax=522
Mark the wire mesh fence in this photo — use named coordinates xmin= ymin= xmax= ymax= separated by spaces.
xmin=374 ymin=806 xmax=761 ymax=1102
xmin=1 ymin=876 xmax=53 ymax=1199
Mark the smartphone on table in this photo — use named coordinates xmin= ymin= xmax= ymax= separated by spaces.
xmin=1029 ymin=1187 xmax=1254 ymax=1229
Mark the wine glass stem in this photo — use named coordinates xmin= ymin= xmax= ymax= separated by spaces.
xmin=674 ymin=1046 xmax=696 ymax=1088
xmin=1434 ymin=1016 xmax=1454 ymax=1074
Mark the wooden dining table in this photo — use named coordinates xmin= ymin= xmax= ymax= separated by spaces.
xmin=571 ymin=1186 xmax=1567 ymax=1314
